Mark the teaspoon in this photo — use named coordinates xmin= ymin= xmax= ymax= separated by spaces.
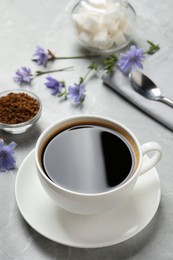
xmin=129 ymin=70 xmax=173 ymax=107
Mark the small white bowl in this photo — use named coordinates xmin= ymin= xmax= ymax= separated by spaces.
xmin=0 ymin=89 xmax=42 ymax=134
xmin=71 ymin=1 xmax=136 ymax=54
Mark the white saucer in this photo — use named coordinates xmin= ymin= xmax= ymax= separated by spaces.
xmin=15 ymin=149 xmax=161 ymax=248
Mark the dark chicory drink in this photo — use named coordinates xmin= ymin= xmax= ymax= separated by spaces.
xmin=42 ymin=123 xmax=135 ymax=194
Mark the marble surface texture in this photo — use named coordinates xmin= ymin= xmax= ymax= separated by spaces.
xmin=0 ymin=0 xmax=173 ymax=259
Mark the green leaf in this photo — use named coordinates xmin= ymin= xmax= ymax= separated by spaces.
xmin=103 ymin=54 xmax=119 ymax=73
xmin=88 ymin=62 xmax=98 ymax=70
xmin=146 ymin=40 xmax=160 ymax=55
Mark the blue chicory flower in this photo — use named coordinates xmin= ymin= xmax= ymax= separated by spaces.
xmin=33 ymin=46 xmax=52 ymax=67
xmin=0 ymin=139 xmax=17 ymax=172
xmin=117 ymin=45 xmax=145 ymax=73
xmin=45 ymin=76 xmax=64 ymax=95
xmin=13 ymin=67 xmax=32 ymax=85
xmin=67 ymin=83 xmax=85 ymax=104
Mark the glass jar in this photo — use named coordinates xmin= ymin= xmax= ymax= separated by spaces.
xmin=71 ymin=0 xmax=136 ymax=54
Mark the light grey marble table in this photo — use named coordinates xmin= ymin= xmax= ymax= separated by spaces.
xmin=0 ymin=0 xmax=173 ymax=259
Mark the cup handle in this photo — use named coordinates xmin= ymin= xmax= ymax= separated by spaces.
xmin=139 ymin=142 xmax=162 ymax=175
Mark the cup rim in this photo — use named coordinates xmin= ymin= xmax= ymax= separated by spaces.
xmin=35 ymin=114 xmax=142 ymax=197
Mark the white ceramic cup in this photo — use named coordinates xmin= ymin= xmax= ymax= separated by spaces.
xmin=35 ymin=115 xmax=162 ymax=215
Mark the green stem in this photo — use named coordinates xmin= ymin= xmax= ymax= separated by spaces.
xmin=35 ymin=66 xmax=73 ymax=77
xmin=82 ymin=68 xmax=93 ymax=83
xmin=58 ymin=81 xmax=68 ymax=99
xmin=32 ymin=55 xmax=101 ymax=63
xmin=54 ymin=55 xmax=101 ymax=60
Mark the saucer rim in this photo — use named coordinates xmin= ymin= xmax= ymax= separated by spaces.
xmin=15 ymin=149 xmax=161 ymax=248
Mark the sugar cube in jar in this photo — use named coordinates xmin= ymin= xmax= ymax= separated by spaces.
xmin=71 ymin=0 xmax=136 ymax=53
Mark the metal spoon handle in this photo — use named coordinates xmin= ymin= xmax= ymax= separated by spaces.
xmin=160 ymin=96 xmax=173 ymax=107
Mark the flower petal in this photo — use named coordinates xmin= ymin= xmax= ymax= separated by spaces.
xmin=0 ymin=140 xmax=16 ymax=172
xmin=117 ymin=45 xmax=145 ymax=73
